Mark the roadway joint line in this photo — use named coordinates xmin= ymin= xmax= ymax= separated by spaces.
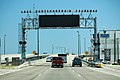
xmin=77 ymin=74 xmax=82 ymax=77
xmin=38 ymin=74 xmax=42 ymax=76
xmin=31 ymin=67 xmax=50 ymax=80
xmin=86 ymin=67 xmax=120 ymax=78
xmin=69 ymin=67 xmax=89 ymax=80
xmin=70 ymin=67 xmax=82 ymax=78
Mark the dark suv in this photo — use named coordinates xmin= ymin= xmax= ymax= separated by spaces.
xmin=72 ymin=57 xmax=82 ymax=67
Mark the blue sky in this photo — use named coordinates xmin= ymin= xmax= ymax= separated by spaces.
xmin=0 ymin=0 xmax=120 ymax=54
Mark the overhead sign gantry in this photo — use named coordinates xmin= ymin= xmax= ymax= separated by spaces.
xmin=19 ymin=9 xmax=98 ymax=62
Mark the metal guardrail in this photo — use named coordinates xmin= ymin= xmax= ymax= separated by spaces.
xmin=0 ymin=60 xmax=12 ymax=64
xmin=82 ymin=59 xmax=103 ymax=68
xmin=26 ymin=55 xmax=49 ymax=61
xmin=82 ymin=59 xmax=95 ymax=67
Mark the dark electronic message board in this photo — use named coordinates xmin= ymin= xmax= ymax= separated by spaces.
xmin=39 ymin=15 xmax=79 ymax=28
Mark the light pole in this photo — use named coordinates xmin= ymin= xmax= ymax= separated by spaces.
xmin=37 ymin=29 xmax=39 ymax=56
xmin=52 ymin=44 xmax=54 ymax=54
xmin=117 ymin=38 xmax=119 ymax=62
xmin=0 ymin=37 xmax=1 ymax=65
xmin=80 ymin=34 xmax=81 ymax=55
xmin=84 ymin=37 xmax=86 ymax=53
xmin=114 ymin=31 xmax=116 ymax=64
xmin=4 ymin=35 xmax=6 ymax=55
xmin=77 ymin=31 xmax=80 ymax=57
xmin=0 ymin=37 xmax=1 ymax=55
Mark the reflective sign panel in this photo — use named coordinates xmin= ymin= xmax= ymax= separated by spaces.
xmin=39 ymin=15 xmax=79 ymax=28
xmin=100 ymin=34 xmax=109 ymax=38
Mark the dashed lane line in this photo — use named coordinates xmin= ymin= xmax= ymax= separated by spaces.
xmin=31 ymin=67 xmax=50 ymax=80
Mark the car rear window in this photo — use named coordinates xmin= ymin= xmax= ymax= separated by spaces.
xmin=74 ymin=58 xmax=81 ymax=60
xmin=52 ymin=57 xmax=62 ymax=60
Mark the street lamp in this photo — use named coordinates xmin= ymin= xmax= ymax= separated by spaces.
xmin=114 ymin=31 xmax=116 ymax=64
xmin=117 ymin=38 xmax=119 ymax=62
xmin=77 ymin=31 xmax=80 ymax=57
xmin=4 ymin=35 xmax=6 ymax=55
xmin=0 ymin=37 xmax=1 ymax=65
xmin=37 ymin=29 xmax=39 ymax=56
xmin=84 ymin=37 xmax=86 ymax=52
xmin=0 ymin=37 xmax=1 ymax=55
xmin=52 ymin=44 xmax=54 ymax=54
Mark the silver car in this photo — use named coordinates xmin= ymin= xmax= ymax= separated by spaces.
xmin=46 ymin=57 xmax=52 ymax=62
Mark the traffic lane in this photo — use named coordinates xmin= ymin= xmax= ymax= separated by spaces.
xmin=0 ymin=64 xmax=50 ymax=80
xmin=1 ymin=62 xmax=120 ymax=80
xmin=87 ymin=66 xmax=120 ymax=78
xmin=71 ymin=66 xmax=120 ymax=80
xmin=33 ymin=66 xmax=86 ymax=80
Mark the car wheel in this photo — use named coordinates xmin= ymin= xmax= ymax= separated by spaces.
xmin=51 ymin=65 xmax=54 ymax=68
xmin=80 ymin=64 xmax=82 ymax=67
xmin=72 ymin=64 xmax=74 ymax=67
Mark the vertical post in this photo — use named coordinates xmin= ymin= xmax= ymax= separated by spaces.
xmin=105 ymin=37 xmax=107 ymax=51
xmin=22 ymin=28 xmax=26 ymax=59
xmin=68 ymin=48 xmax=69 ymax=53
xmin=84 ymin=38 xmax=86 ymax=52
xmin=21 ymin=18 xmax=26 ymax=62
xmin=114 ymin=31 xmax=116 ymax=64
xmin=52 ymin=44 xmax=54 ymax=54
xmin=80 ymin=35 xmax=81 ymax=55
xmin=0 ymin=37 xmax=1 ymax=55
xmin=61 ymin=47 xmax=62 ymax=53
xmin=4 ymin=35 xmax=6 ymax=55
xmin=77 ymin=31 xmax=80 ymax=57
xmin=37 ymin=29 xmax=39 ymax=56
xmin=33 ymin=4 xmax=35 ymax=28
xmin=103 ymin=30 xmax=107 ymax=61
xmin=90 ymin=30 xmax=92 ymax=55
xmin=117 ymin=38 xmax=119 ymax=62
xmin=97 ymin=33 xmax=100 ymax=61
xmin=0 ymin=54 xmax=1 ymax=65
xmin=93 ymin=17 xmax=97 ymax=62
xmin=64 ymin=47 xmax=66 ymax=53
xmin=0 ymin=37 xmax=1 ymax=65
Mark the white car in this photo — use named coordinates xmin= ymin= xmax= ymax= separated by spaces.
xmin=46 ymin=57 xmax=52 ymax=62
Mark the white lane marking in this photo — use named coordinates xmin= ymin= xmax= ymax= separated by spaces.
xmin=70 ymin=67 xmax=82 ymax=77
xmin=38 ymin=74 xmax=42 ymax=76
xmin=0 ymin=69 xmax=22 ymax=76
xmin=38 ymin=68 xmax=50 ymax=77
xmin=86 ymin=67 xmax=120 ymax=77
xmin=77 ymin=74 xmax=82 ymax=77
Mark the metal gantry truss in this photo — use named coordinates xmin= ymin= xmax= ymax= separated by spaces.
xmin=18 ymin=13 xmax=39 ymax=61
xmin=19 ymin=9 xmax=98 ymax=62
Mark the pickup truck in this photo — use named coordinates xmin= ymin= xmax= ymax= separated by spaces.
xmin=51 ymin=57 xmax=63 ymax=68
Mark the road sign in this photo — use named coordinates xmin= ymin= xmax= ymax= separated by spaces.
xmin=100 ymin=34 xmax=109 ymax=38
xmin=32 ymin=51 xmax=36 ymax=55
xmin=85 ymin=51 xmax=89 ymax=55
xmin=39 ymin=15 xmax=79 ymax=28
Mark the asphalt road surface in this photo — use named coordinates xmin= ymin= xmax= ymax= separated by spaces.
xmin=0 ymin=63 xmax=120 ymax=80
